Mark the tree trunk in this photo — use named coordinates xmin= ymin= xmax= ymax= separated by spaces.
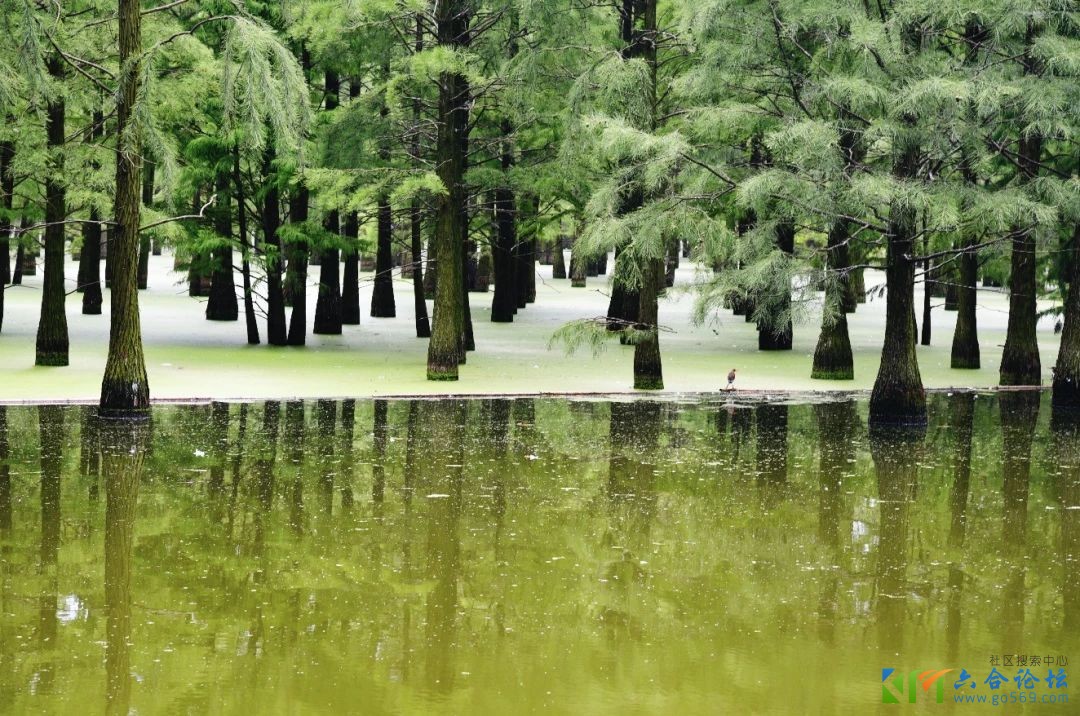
xmin=570 ymin=244 xmax=586 ymax=288
xmin=869 ymin=194 xmax=925 ymax=425
xmin=999 ymin=132 xmax=1042 ymax=386
xmin=100 ymin=0 xmax=150 ymax=415
xmin=426 ymin=1 xmax=471 ymax=381
xmin=411 ymin=202 xmax=430 ymax=337
xmin=552 ymin=237 xmax=566 ymax=279
xmin=261 ymin=146 xmax=287 ymax=346
xmin=950 ymin=238 xmax=980 ymax=369
xmin=758 ymin=221 xmax=794 ymax=351
xmin=286 ymin=180 xmax=309 ymax=344
xmin=206 ymin=172 xmax=238 ymax=321
xmin=36 ymin=56 xmax=69 ymax=367
xmin=342 ymin=211 xmax=361 ymax=325
xmin=313 ymin=72 xmax=343 ymax=335
xmin=921 ymin=252 xmax=932 ymax=346
xmin=812 ymin=220 xmax=855 ymax=379
xmin=138 ymin=160 xmax=153 ymax=290
xmin=80 ymin=211 xmax=103 ymax=315
xmin=1052 ymin=225 xmax=1080 ymax=412
xmin=371 ymin=200 xmax=396 ymax=317
xmin=633 ymin=257 xmax=664 ymax=389
xmin=491 ymin=143 xmax=517 ymax=323
xmin=235 ymin=144 xmax=260 ymax=345
xmin=0 ymin=137 xmax=13 ymax=332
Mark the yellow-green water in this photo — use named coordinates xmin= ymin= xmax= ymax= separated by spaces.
xmin=0 ymin=394 xmax=1076 ymax=714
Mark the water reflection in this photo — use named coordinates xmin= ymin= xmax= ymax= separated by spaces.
xmin=0 ymin=393 xmax=1075 ymax=713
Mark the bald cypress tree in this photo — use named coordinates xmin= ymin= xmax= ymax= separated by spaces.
xmin=35 ymin=56 xmax=69 ymax=366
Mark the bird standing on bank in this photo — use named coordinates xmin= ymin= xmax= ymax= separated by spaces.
xmin=726 ymin=368 xmax=737 ymax=391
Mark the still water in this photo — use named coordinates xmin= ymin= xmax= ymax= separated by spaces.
xmin=0 ymin=393 xmax=1076 ymax=714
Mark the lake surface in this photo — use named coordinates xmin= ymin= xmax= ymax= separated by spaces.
xmin=0 ymin=393 xmax=1076 ymax=714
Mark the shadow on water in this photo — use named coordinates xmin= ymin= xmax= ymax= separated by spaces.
xmin=0 ymin=392 xmax=1075 ymax=713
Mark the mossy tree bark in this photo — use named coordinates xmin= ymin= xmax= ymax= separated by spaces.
xmin=206 ymin=171 xmax=238 ymax=321
xmin=100 ymin=0 xmax=150 ymax=415
xmin=869 ymin=138 xmax=926 ymax=426
xmin=426 ymin=0 xmax=471 ymax=381
xmin=950 ymin=238 xmax=980 ymax=368
xmin=812 ymin=219 xmax=854 ymax=379
xmin=633 ymin=258 xmax=664 ymax=390
xmin=1052 ymin=225 xmax=1080 ymax=412
xmin=36 ymin=55 xmax=69 ymax=367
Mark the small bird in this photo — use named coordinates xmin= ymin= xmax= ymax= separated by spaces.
xmin=726 ymin=368 xmax=737 ymax=391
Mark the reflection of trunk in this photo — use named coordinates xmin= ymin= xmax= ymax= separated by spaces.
xmin=1052 ymin=225 xmax=1080 ymax=411
xmin=755 ymin=404 xmax=788 ymax=488
xmin=0 ymin=407 xmax=8 ymax=530
xmin=419 ymin=400 xmax=466 ymax=691
xmin=1052 ymin=413 xmax=1080 ymax=632
xmin=372 ymin=400 xmax=389 ymax=504
xmin=36 ymin=56 xmax=69 ymax=367
xmin=869 ymin=424 xmax=923 ymax=651
xmin=814 ymin=400 xmax=858 ymax=644
xmin=284 ymin=401 xmax=305 ymax=533
xmin=945 ymin=392 xmax=974 ymax=662
xmin=999 ymin=392 xmax=1038 ymax=647
xmin=339 ymin=399 xmax=356 ymax=509
xmin=102 ymin=419 xmax=146 ymax=716
xmin=38 ymin=406 xmax=63 ymax=650
xmin=316 ymin=400 xmax=336 ymax=513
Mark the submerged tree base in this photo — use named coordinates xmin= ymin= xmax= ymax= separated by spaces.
xmin=427 ymin=366 xmax=459 ymax=381
xmin=99 ymin=378 xmax=151 ymax=418
xmin=634 ymin=376 xmax=664 ymax=390
xmin=35 ymin=352 xmax=69 ymax=367
xmin=811 ymin=368 xmax=854 ymax=380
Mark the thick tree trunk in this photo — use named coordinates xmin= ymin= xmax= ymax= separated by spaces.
xmin=869 ymin=196 xmax=926 ymax=425
xmin=426 ymin=2 xmax=471 ymax=381
xmin=812 ymin=220 xmax=854 ymax=379
xmin=286 ymin=182 xmax=309 ymax=344
xmin=758 ymin=221 xmax=794 ymax=351
xmin=100 ymin=0 xmax=150 ymax=415
xmin=342 ymin=211 xmax=361 ymax=325
xmin=36 ymin=56 xmax=69 ymax=367
xmin=552 ymin=237 xmax=566 ymax=279
xmin=491 ymin=174 xmax=517 ymax=322
xmin=235 ymin=145 xmax=260 ymax=345
xmin=313 ymin=208 xmax=342 ymax=334
xmin=261 ymin=147 xmax=287 ymax=346
xmin=950 ymin=239 xmax=980 ymax=369
xmin=633 ymin=258 xmax=664 ymax=389
xmin=1000 ymin=132 xmax=1042 ymax=386
xmin=411 ymin=202 xmax=430 ymax=337
xmin=206 ymin=172 xmax=238 ymax=321
xmin=1052 ymin=225 xmax=1080 ymax=411
xmin=371 ymin=200 xmax=396 ymax=317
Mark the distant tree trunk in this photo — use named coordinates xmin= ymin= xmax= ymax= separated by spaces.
xmin=411 ymin=202 xmax=430 ymax=337
xmin=491 ymin=123 xmax=517 ymax=323
xmin=342 ymin=211 xmax=361 ymax=325
xmin=812 ymin=219 xmax=854 ymax=379
xmin=426 ymin=0 xmax=471 ymax=380
xmin=100 ymin=0 xmax=150 ymax=415
xmin=552 ymin=237 xmax=566 ymax=279
xmin=758 ymin=220 xmax=794 ymax=351
xmin=869 ymin=149 xmax=925 ymax=425
xmin=570 ymin=239 xmax=586 ymax=287
xmin=13 ymin=236 xmax=24 ymax=284
xmin=261 ymin=146 xmax=287 ymax=346
xmin=664 ymin=239 xmax=678 ymax=288
xmin=921 ymin=250 xmax=932 ymax=346
xmin=313 ymin=71 xmax=343 ymax=335
xmin=80 ymin=211 xmax=103 ymax=315
xmin=1052 ymin=225 xmax=1080 ymax=412
xmin=138 ymin=159 xmax=153 ymax=290
xmin=371 ymin=200 xmax=396 ymax=317
xmin=286 ymin=178 xmax=310 ymax=343
xmin=0 ymin=135 xmax=13 ymax=332
xmin=235 ymin=144 xmax=260 ymax=345
xmin=423 ymin=234 xmax=437 ymax=298
xmin=36 ymin=55 xmax=69 ymax=367
xmin=633 ymin=258 xmax=664 ymax=389
xmin=206 ymin=172 xmax=238 ymax=321
xmin=951 ymin=238 xmax=980 ymax=369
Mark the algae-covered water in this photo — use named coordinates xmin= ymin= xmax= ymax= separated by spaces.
xmin=0 ymin=394 xmax=1076 ymax=714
